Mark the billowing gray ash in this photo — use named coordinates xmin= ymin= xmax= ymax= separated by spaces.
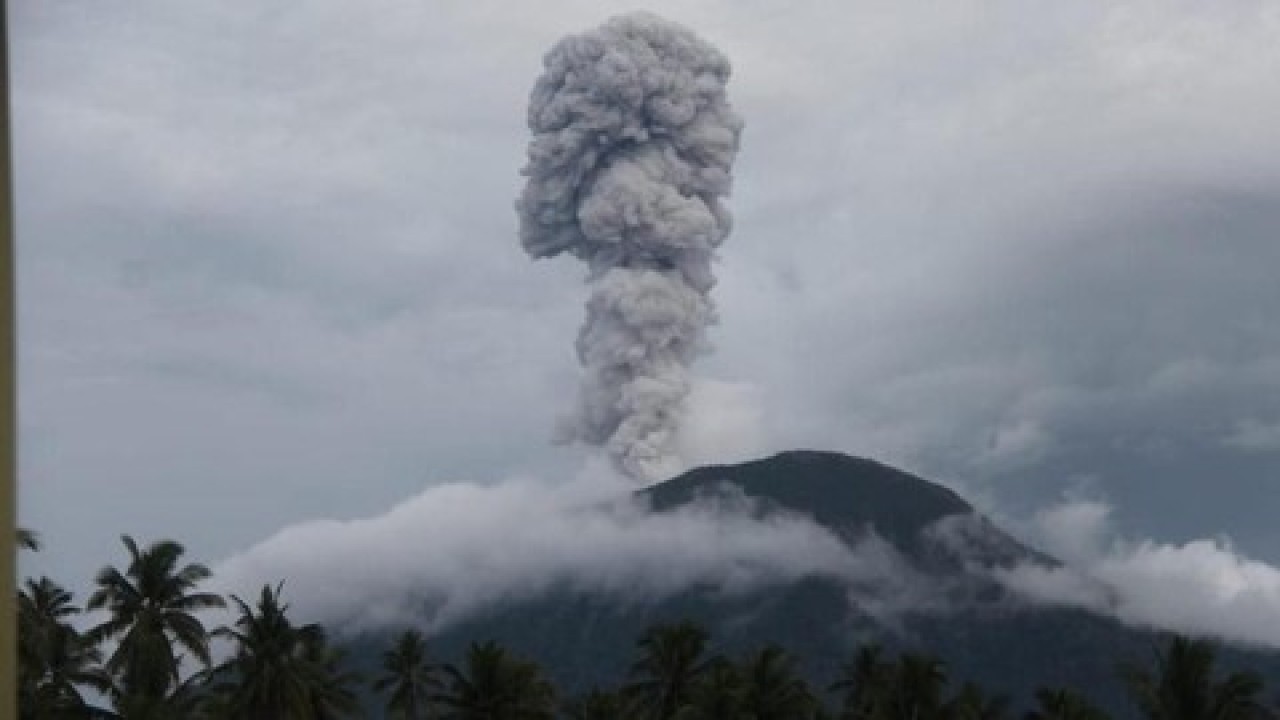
xmin=517 ymin=12 xmax=743 ymax=480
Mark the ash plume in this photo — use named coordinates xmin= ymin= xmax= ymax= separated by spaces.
xmin=517 ymin=12 xmax=743 ymax=481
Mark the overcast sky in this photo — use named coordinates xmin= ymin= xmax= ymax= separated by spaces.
xmin=12 ymin=1 xmax=1280 ymax=607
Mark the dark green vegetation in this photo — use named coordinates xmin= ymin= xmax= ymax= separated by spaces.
xmin=16 ymin=451 xmax=1280 ymax=718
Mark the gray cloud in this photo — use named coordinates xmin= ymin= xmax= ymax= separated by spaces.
xmin=994 ymin=499 xmax=1280 ymax=649
xmin=517 ymin=12 xmax=743 ymax=480
xmin=13 ymin=1 xmax=1280 ymax=598
xmin=1223 ymin=418 xmax=1280 ymax=453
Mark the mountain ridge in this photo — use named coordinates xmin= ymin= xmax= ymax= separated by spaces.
xmin=341 ymin=450 xmax=1280 ymax=718
xmin=644 ymin=449 xmax=1050 ymax=573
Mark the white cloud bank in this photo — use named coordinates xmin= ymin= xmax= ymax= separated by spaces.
xmin=996 ymin=499 xmax=1280 ymax=649
xmin=213 ymin=460 xmax=916 ymax=634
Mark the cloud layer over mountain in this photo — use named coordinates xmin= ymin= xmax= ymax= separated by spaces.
xmin=212 ymin=463 xmax=921 ymax=633
xmin=997 ymin=499 xmax=1280 ymax=649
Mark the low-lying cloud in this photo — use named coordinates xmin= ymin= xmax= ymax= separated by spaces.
xmin=995 ymin=499 xmax=1280 ymax=649
xmin=213 ymin=460 xmax=916 ymax=635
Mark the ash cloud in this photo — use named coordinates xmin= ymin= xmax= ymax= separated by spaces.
xmin=517 ymin=12 xmax=742 ymax=481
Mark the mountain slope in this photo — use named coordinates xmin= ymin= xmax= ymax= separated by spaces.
xmin=343 ymin=451 xmax=1280 ymax=717
xmin=645 ymin=450 xmax=1043 ymax=568
xmin=650 ymin=451 xmax=969 ymax=526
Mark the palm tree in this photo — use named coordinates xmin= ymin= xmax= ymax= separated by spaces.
xmin=674 ymin=657 xmax=744 ymax=720
xmin=945 ymin=682 xmax=1009 ymax=720
xmin=738 ymin=645 xmax=818 ymax=720
xmin=212 ymin=582 xmax=359 ymax=719
xmin=375 ymin=629 xmax=440 ymax=719
xmin=298 ymin=631 xmax=363 ymax=720
xmin=1123 ymin=635 xmax=1265 ymax=720
xmin=625 ymin=621 xmax=712 ymax=720
xmin=880 ymin=652 xmax=949 ymax=720
xmin=213 ymin=582 xmax=318 ymax=716
xmin=18 ymin=577 xmax=113 ymax=718
xmin=86 ymin=535 xmax=224 ymax=709
xmin=564 ymin=688 xmax=633 ymax=720
xmin=19 ymin=576 xmax=77 ymax=692
xmin=832 ymin=644 xmax=890 ymax=720
xmin=106 ymin=670 xmax=215 ymax=720
xmin=1026 ymin=687 xmax=1111 ymax=720
xmin=434 ymin=641 xmax=556 ymax=720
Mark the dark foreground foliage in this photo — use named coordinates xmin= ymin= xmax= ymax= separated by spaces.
xmin=16 ymin=527 xmax=1280 ymax=720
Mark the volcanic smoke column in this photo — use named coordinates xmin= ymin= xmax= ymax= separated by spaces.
xmin=517 ymin=13 xmax=743 ymax=481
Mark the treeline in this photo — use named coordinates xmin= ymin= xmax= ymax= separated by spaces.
xmin=16 ymin=529 xmax=1279 ymax=719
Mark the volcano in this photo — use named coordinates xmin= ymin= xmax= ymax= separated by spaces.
xmin=342 ymin=450 xmax=1280 ymax=716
